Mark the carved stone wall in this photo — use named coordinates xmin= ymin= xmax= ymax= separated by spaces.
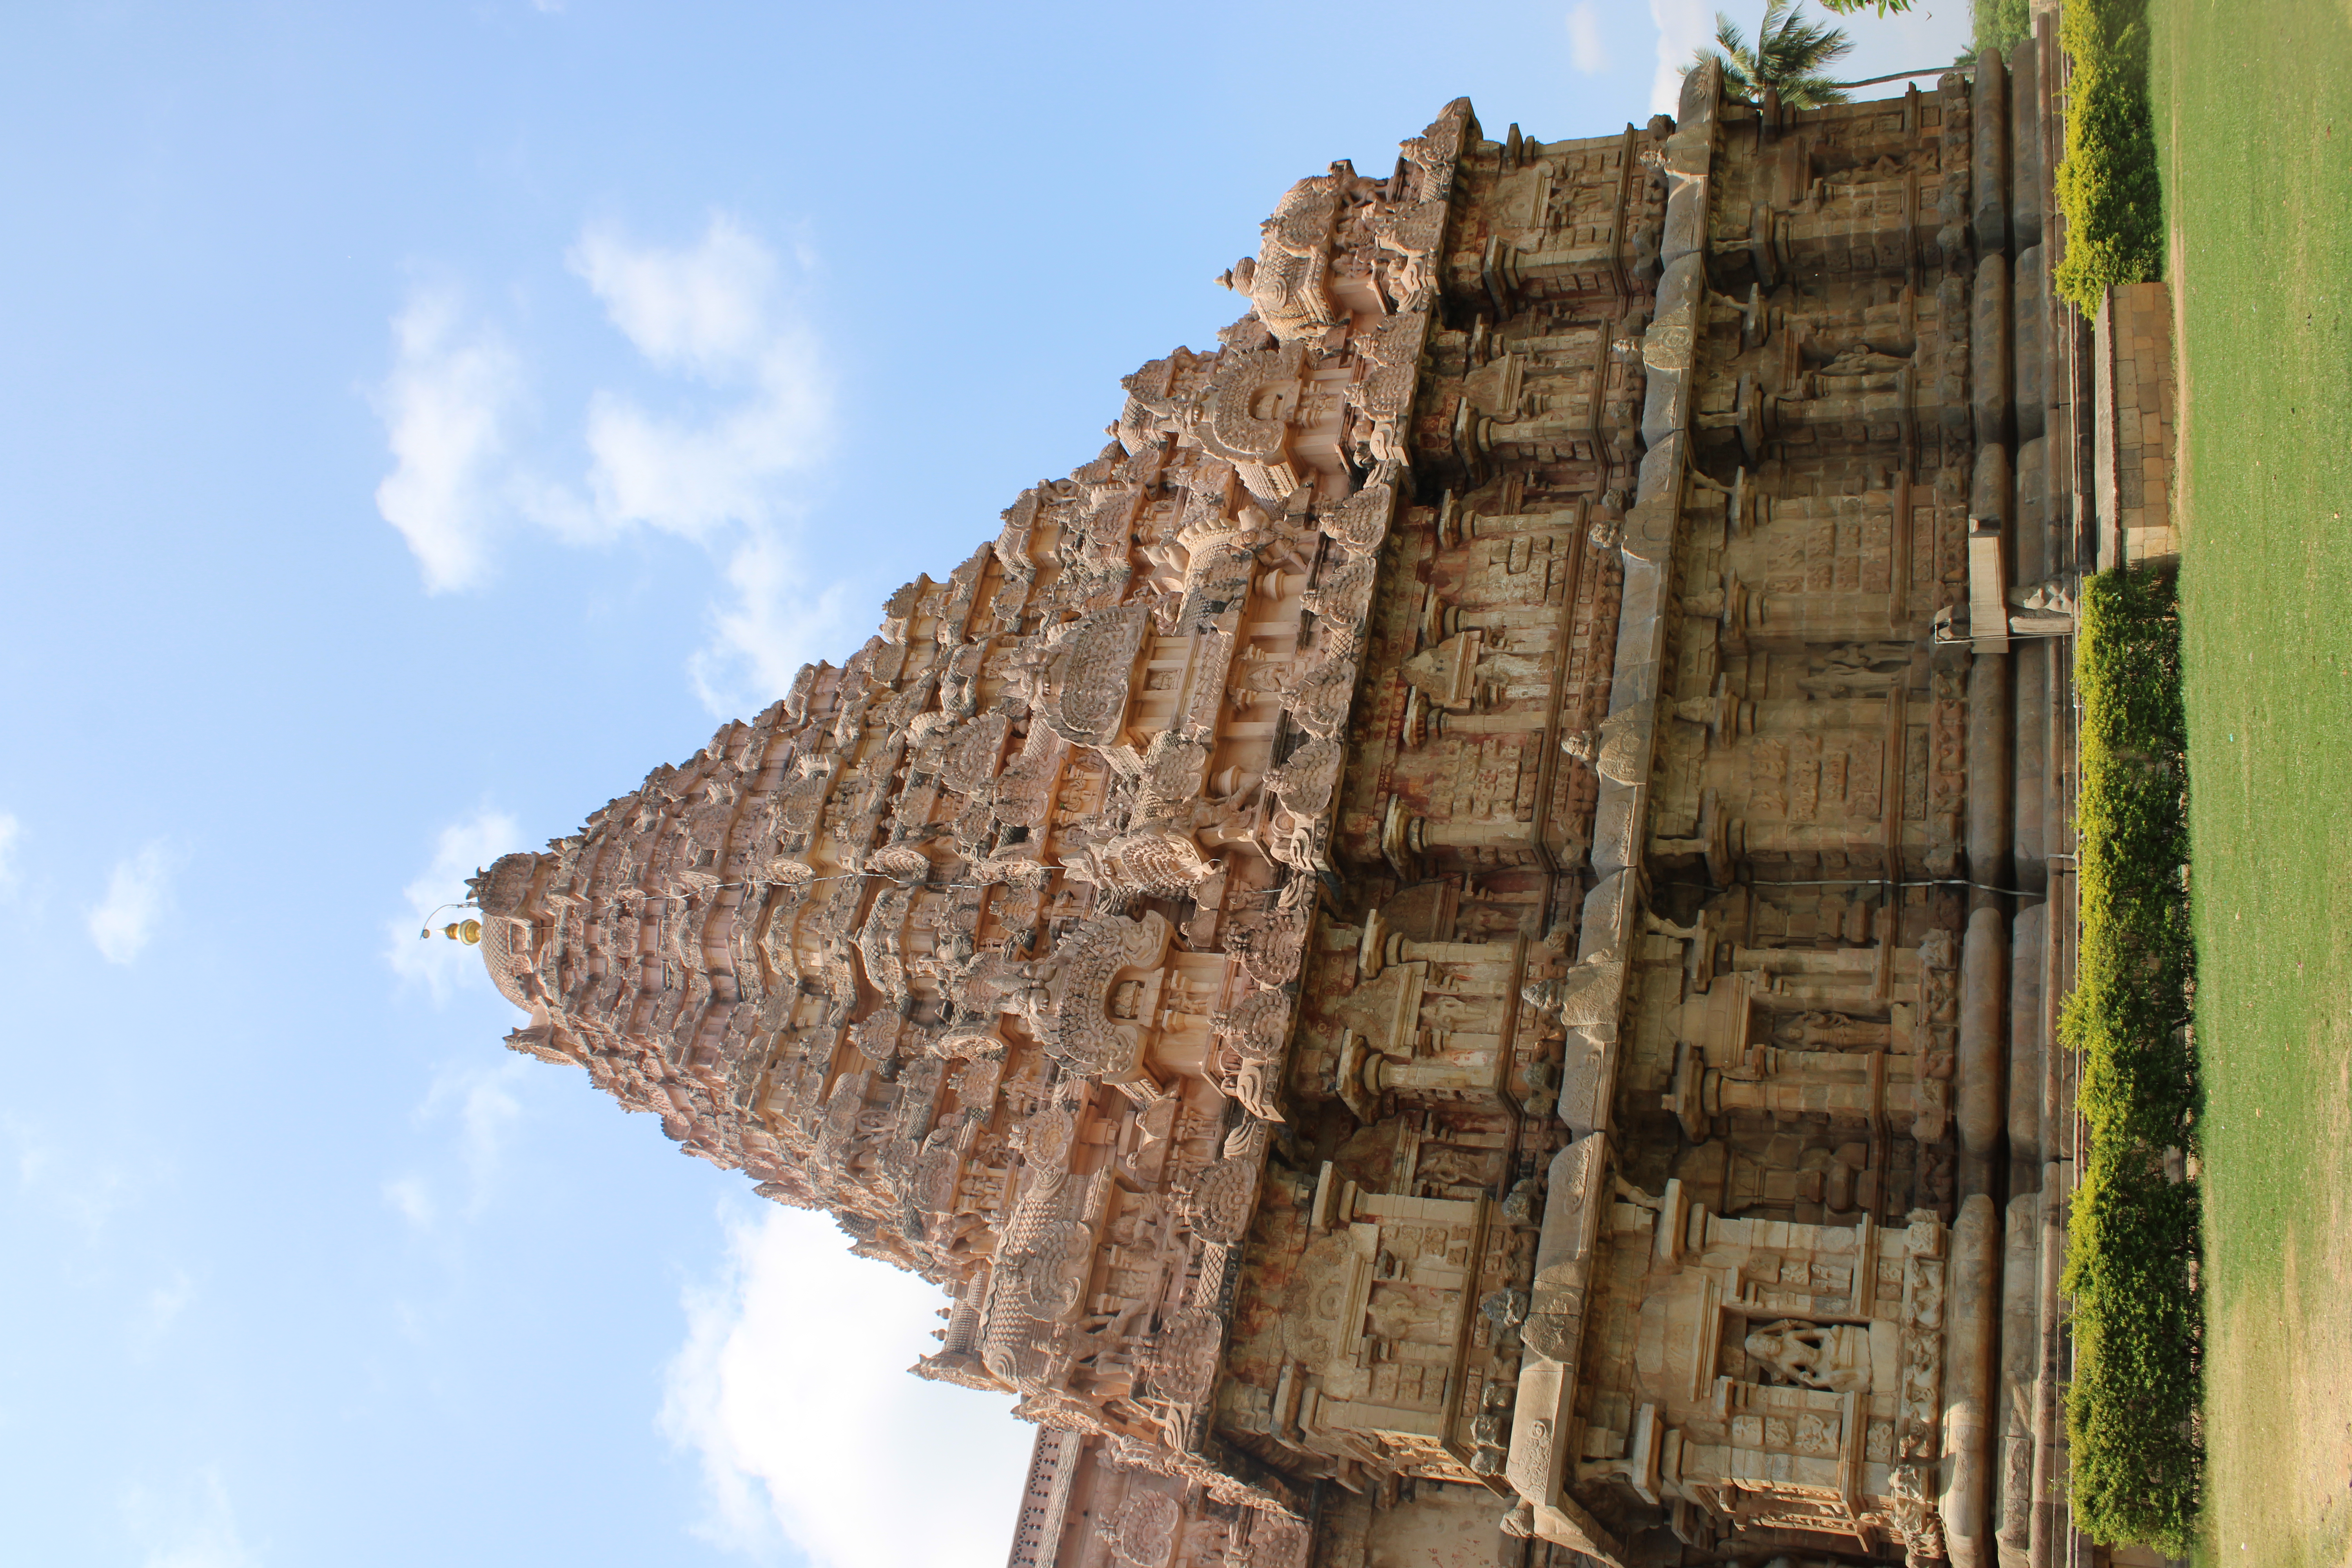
xmin=477 ymin=60 xmax=2073 ymax=1568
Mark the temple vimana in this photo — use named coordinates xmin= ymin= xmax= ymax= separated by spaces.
xmin=470 ymin=40 xmax=2089 ymax=1568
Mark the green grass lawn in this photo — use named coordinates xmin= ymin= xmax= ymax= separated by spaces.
xmin=2149 ymin=0 xmax=2352 ymax=1558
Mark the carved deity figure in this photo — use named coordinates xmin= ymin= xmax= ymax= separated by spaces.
xmin=1809 ymin=341 xmax=1914 ymax=387
xmin=1744 ymin=1320 xmax=1873 ymax=1394
xmin=1422 ymin=993 xmax=1492 ymax=1032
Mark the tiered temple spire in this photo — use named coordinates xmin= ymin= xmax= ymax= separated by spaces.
xmin=477 ymin=57 xmax=2080 ymax=1567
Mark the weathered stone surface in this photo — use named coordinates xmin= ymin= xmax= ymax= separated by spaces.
xmin=2094 ymin=279 xmax=2183 ymax=568
xmin=1638 ymin=361 xmax=1686 ymax=449
xmin=1973 ymin=437 xmax=2015 ymax=530
xmin=1943 ymin=1194 xmax=2001 ymax=1568
xmin=1974 ymin=252 xmax=2014 ymax=445
xmin=1973 ymin=51 xmax=2011 ymax=256
xmin=1997 ymin=1191 xmax=2042 ymax=1568
xmin=1968 ymin=650 xmax=2014 ymax=891
xmin=2009 ymin=902 xmax=2047 ymax=1172
xmin=1609 ymin=559 xmax=1669 ymax=704
xmin=2014 ymin=435 xmax=2050 ymax=579
xmin=1579 ymin=868 xmax=1640 ymax=960
xmin=1660 ymin=178 xmax=1709 ymax=267
xmin=2014 ymin=245 xmax=2047 ymax=442
xmin=2009 ymin=40 xmax=2044 ymax=252
xmin=2015 ymin=633 xmax=2049 ymax=892
xmin=1678 ymin=56 xmax=1721 ymax=128
xmin=1960 ymin=907 xmax=2010 ymax=1178
xmin=1938 ymin=71 xmax=1975 ymax=265
xmin=1588 ymin=779 xmax=1644 ymax=877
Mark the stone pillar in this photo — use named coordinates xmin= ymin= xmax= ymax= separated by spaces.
xmin=2013 ymin=437 xmax=2050 ymax=582
xmin=1412 ymin=816 xmax=1534 ymax=851
xmin=1996 ymin=1191 xmax=2041 ymax=1568
xmin=2030 ymin=1175 xmax=2068 ymax=1568
xmin=2013 ymin=644 xmax=2047 ymax=893
xmin=1937 ymin=272 xmax=1974 ymax=435
xmin=1967 ymin=652 xmax=2014 ymax=897
xmin=1973 ymin=254 xmax=2014 ymax=447
xmin=1958 ymin=905 xmax=2008 ymax=1198
xmin=1972 ymin=439 xmax=2015 ymax=532
xmin=2012 ymin=430 xmax=2049 ymax=896
xmin=1712 ymin=1068 xmax=1904 ymax=1125
xmin=1972 ymin=52 xmax=2011 ymax=258
xmin=1370 ymin=1055 xmax=1493 ymax=1097
xmin=1388 ymin=934 xmax=1519 ymax=971
xmin=2008 ymin=901 xmax=2046 ymax=1179
xmin=2013 ymin=246 xmax=2046 ymax=443
xmin=1942 ymin=1193 xmax=2000 ymax=1568
xmin=1936 ymin=72 xmax=1974 ymax=266
xmin=2008 ymin=40 xmax=2043 ymax=252
xmin=1964 ymin=420 xmax=2013 ymax=881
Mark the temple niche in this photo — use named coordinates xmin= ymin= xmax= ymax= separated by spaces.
xmin=473 ymin=47 xmax=2077 ymax=1568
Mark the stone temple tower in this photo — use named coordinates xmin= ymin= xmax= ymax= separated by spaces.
xmin=475 ymin=56 xmax=2080 ymax=1568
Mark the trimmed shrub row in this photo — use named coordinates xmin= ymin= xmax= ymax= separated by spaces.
xmin=2054 ymin=0 xmax=2165 ymax=313
xmin=2059 ymin=566 xmax=2201 ymax=1555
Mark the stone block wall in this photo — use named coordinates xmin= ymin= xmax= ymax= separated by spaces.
xmin=2093 ymin=281 xmax=2178 ymax=569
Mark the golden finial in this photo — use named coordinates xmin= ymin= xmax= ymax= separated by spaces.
xmin=441 ymin=919 xmax=483 ymax=946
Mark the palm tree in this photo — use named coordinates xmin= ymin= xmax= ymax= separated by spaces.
xmin=1695 ymin=0 xmax=1857 ymax=109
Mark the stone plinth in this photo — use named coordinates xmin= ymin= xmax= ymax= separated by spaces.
xmin=2093 ymin=280 xmax=2180 ymax=570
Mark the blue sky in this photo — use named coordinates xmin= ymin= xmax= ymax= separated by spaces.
xmin=0 ymin=3 xmax=1972 ymax=1564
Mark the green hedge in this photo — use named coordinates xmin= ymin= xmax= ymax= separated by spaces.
xmin=2054 ymin=0 xmax=2165 ymax=314
xmin=2059 ymin=566 xmax=2201 ymax=1556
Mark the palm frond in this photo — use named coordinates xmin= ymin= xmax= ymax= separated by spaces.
xmin=1711 ymin=10 xmax=1751 ymax=56
xmin=1700 ymin=10 xmax=1764 ymax=100
xmin=1776 ymin=73 xmax=1853 ymax=108
xmin=1697 ymin=0 xmax=1856 ymax=107
xmin=1760 ymin=16 xmax=1855 ymax=79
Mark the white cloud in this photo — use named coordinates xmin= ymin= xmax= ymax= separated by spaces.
xmin=564 ymin=218 xmax=835 ymax=715
xmin=387 ymin=807 xmax=521 ymax=1002
xmin=382 ymin=1175 xmax=436 ymax=1230
xmin=89 ymin=840 xmax=179 ymax=965
xmin=371 ymin=289 xmax=520 ymax=593
xmin=6 ymin=1114 xmax=133 ymax=1242
xmin=134 ymin=1272 xmax=196 ymax=1353
xmin=422 ymin=1056 xmax=528 ymax=1213
xmin=125 ymin=1469 xmax=256 ymax=1568
xmin=0 ymin=811 xmax=20 ymax=893
xmin=1649 ymin=0 xmax=1713 ymax=113
xmin=580 ymin=388 xmax=815 ymax=544
xmin=380 ymin=1056 xmax=528 ymax=1236
xmin=663 ymin=1205 xmax=1035 ymax=1568
xmin=372 ymin=217 xmax=837 ymax=717
xmin=1567 ymin=1 xmax=1611 ymax=72
xmin=572 ymin=216 xmax=782 ymax=380
xmin=687 ymin=529 xmax=853 ymax=717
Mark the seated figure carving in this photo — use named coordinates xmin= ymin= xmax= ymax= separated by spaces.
xmin=1744 ymin=1320 xmax=1873 ymax=1394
